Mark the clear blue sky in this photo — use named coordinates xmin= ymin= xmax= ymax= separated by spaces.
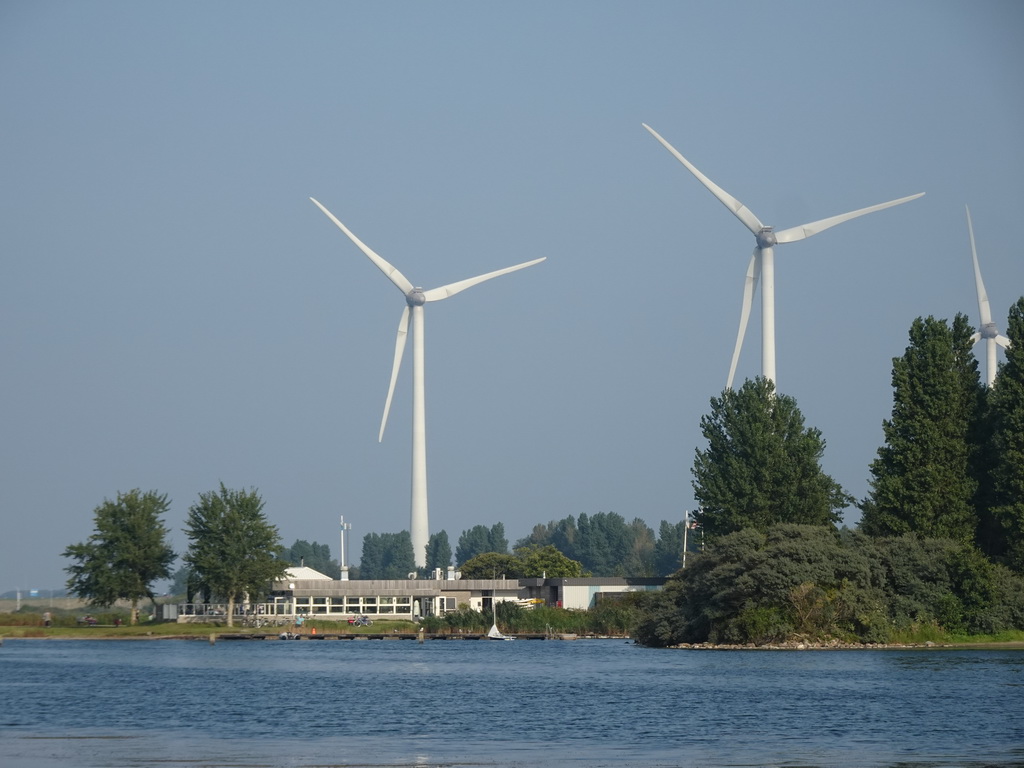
xmin=2 ymin=1 xmax=1021 ymax=593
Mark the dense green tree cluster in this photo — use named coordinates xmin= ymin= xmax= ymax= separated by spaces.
xmin=859 ymin=304 xmax=1024 ymax=562
xmin=66 ymin=485 xmax=292 ymax=624
xmin=635 ymin=525 xmax=1024 ymax=647
xmin=515 ymin=511 xmax=691 ymax=576
xmin=635 ymin=302 xmax=1024 ymax=647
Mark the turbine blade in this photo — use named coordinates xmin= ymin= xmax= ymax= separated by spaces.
xmin=642 ymin=124 xmax=764 ymax=235
xmin=421 ymin=257 xmax=545 ymax=302
xmin=996 ymin=335 xmax=1011 ymax=349
xmin=726 ymin=250 xmax=761 ymax=389
xmin=379 ymin=306 xmax=410 ymax=442
xmin=966 ymin=205 xmax=994 ymax=326
xmin=773 ymin=192 xmax=925 ymax=244
xmin=310 ymin=197 xmax=415 ymax=295
xmin=970 ymin=332 xmax=982 ymax=345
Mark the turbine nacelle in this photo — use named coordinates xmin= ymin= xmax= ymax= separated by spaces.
xmin=406 ymin=289 xmax=427 ymax=307
xmin=756 ymin=227 xmax=777 ymax=249
xmin=980 ymin=322 xmax=999 ymax=340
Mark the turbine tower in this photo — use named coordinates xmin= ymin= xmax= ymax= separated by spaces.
xmin=642 ymin=123 xmax=924 ymax=389
xmin=311 ymin=197 xmax=545 ymax=567
xmin=965 ymin=205 xmax=1010 ymax=387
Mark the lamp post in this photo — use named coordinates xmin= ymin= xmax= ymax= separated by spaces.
xmin=682 ymin=510 xmax=689 ymax=569
xmin=339 ymin=515 xmax=352 ymax=581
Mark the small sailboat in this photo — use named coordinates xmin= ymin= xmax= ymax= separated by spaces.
xmin=486 ymin=597 xmax=515 ymax=641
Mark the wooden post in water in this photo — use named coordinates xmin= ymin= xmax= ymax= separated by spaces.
xmin=418 ymin=627 xmax=425 ymax=644
xmin=209 ymin=633 xmax=216 ymax=646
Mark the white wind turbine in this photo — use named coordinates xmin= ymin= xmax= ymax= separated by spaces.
xmin=965 ymin=205 xmax=1010 ymax=387
xmin=642 ymin=123 xmax=925 ymax=389
xmin=311 ymin=197 xmax=545 ymax=567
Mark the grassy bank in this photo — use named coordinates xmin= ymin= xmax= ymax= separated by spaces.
xmin=0 ymin=612 xmax=419 ymax=639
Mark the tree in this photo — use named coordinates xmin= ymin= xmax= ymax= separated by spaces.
xmin=988 ymin=298 xmax=1024 ymax=570
xmin=514 ymin=513 xmax=656 ymax=576
xmin=459 ymin=552 xmax=522 ymax=579
xmin=488 ymin=522 xmax=508 ymax=555
xmin=183 ymin=484 xmax=287 ymax=627
xmin=653 ymin=520 xmax=687 ymax=576
xmin=358 ymin=531 xmax=415 ymax=580
xmin=283 ymin=540 xmax=339 ymax=578
xmin=859 ymin=315 xmax=983 ymax=542
xmin=622 ymin=517 xmax=657 ymax=576
xmin=518 ymin=544 xmax=586 ymax=578
xmin=424 ymin=530 xmax=453 ymax=574
xmin=515 ymin=517 xmax=578 ymax=557
xmin=455 ymin=523 xmax=507 ymax=565
xmin=692 ymin=377 xmax=851 ymax=540
xmin=63 ymin=489 xmax=176 ymax=625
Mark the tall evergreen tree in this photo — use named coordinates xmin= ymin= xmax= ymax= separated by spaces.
xmin=424 ymin=530 xmax=453 ymax=573
xmin=487 ymin=522 xmax=508 ymax=555
xmin=358 ymin=531 xmax=415 ymax=579
xmin=455 ymin=523 xmax=507 ymax=565
xmin=988 ymin=298 xmax=1024 ymax=570
xmin=63 ymin=489 xmax=176 ymax=624
xmin=623 ymin=517 xmax=657 ymax=576
xmin=283 ymin=540 xmax=339 ymax=578
xmin=456 ymin=525 xmax=490 ymax=565
xmin=859 ymin=315 xmax=983 ymax=542
xmin=653 ymin=520 xmax=687 ymax=576
xmin=692 ymin=377 xmax=850 ymax=539
xmin=183 ymin=484 xmax=287 ymax=627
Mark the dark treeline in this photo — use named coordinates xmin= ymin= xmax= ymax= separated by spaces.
xmin=638 ymin=300 xmax=1024 ymax=646
xmin=354 ymin=515 xmax=694 ymax=580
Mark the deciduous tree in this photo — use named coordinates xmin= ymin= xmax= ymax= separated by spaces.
xmin=63 ymin=489 xmax=176 ymax=624
xmin=517 ymin=544 xmax=585 ymax=578
xmin=458 ymin=552 xmax=522 ymax=579
xmin=183 ymin=484 xmax=287 ymax=627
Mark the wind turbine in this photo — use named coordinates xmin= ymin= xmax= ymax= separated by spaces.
xmin=642 ymin=123 xmax=925 ymax=389
xmin=965 ymin=205 xmax=1010 ymax=387
xmin=310 ymin=197 xmax=545 ymax=567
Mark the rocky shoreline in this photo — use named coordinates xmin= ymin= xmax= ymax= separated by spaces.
xmin=670 ymin=639 xmax=1024 ymax=650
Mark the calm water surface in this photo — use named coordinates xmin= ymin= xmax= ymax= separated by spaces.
xmin=1 ymin=638 xmax=1022 ymax=767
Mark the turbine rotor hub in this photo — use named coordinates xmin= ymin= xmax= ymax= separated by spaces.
xmin=981 ymin=322 xmax=999 ymax=339
xmin=406 ymin=289 xmax=426 ymax=307
xmin=756 ymin=226 xmax=777 ymax=249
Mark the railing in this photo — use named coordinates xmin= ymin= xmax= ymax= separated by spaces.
xmin=176 ymin=603 xmax=295 ymax=624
